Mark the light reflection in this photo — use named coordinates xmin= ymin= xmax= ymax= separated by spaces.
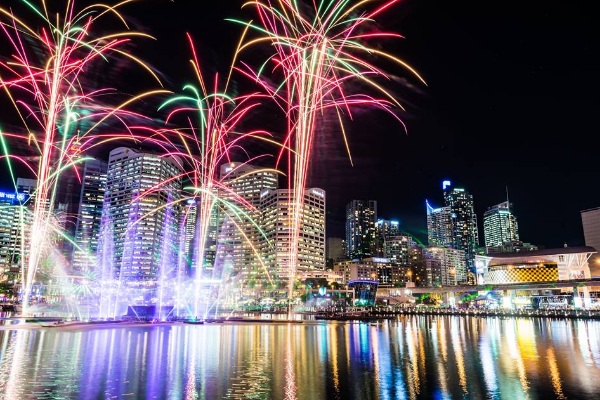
xmin=450 ymin=317 xmax=468 ymax=395
xmin=546 ymin=348 xmax=565 ymax=399
xmin=0 ymin=317 xmax=599 ymax=399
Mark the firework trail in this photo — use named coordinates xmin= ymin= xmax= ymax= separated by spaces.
xmin=158 ymin=33 xmax=280 ymax=316
xmin=234 ymin=0 xmax=426 ymax=302
xmin=0 ymin=0 xmax=165 ymax=315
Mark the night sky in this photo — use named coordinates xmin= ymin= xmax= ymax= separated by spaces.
xmin=2 ymin=0 xmax=600 ymax=249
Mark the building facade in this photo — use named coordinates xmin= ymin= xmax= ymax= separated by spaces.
xmin=345 ymin=200 xmax=377 ymax=259
xmin=581 ymin=207 xmax=600 ymax=276
xmin=0 ymin=189 xmax=30 ymax=287
xmin=216 ymin=162 xmax=278 ymax=281
xmin=443 ymin=181 xmax=479 ymax=269
xmin=483 ymin=201 xmax=519 ymax=249
xmin=100 ymin=147 xmax=182 ymax=291
xmin=426 ymin=201 xmax=453 ymax=247
xmin=72 ymin=158 xmax=108 ymax=273
xmin=261 ymin=188 xmax=326 ymax=292
xmin=425 ymin=246 xmax=467 ymax=287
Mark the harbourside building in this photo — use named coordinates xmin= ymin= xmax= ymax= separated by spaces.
xmin=475 ymin=246 xmax=595 ymax=284
xmin=345 ymin=200 xmax=377 ymax=259
xmin=100 ymin=147 xmax=183 ymax=294
xmin=581 ymin=206 xmax=600 ymax=277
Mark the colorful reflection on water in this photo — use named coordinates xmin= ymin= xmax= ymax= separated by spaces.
xmin=1 ymin=316 xmax=599 ymax=399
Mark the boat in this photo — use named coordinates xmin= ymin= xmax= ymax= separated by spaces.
xmin=183 ymin=319 xmax=204 ymax=325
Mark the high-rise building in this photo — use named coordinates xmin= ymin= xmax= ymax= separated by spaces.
xmin=383 ymin=234 xmax=416 ymax=265
xmin=345 ymin=200 xmax=377 ymax=259
xmin=0 ymin=189 xmax=30 ymax=286
xmin=426 ymin=201 xmax=453 ymax=247
xmin=100 ymin=147 xmax=182 ymax=290
xmin=483 ymin=201 xmax=519 ymax=249
xmin=261 ymin=188 xmax=326 ymax=292
xmin=425 ymin=246 xmax=467 ymax=286
xmin=72 ymin=158 xmax=108 ymax=273
xmin=216 ymin=162 xmax=278 ymax=282
xmin=443 ymin=181 xmax=479 ymax=261
xmin=178 ymin=198 xmax=198 ymax=276
xmin=326 ymin=237 xmax=345 ymax=262
xmin=374 ymin=219 xmax=400 ymax=257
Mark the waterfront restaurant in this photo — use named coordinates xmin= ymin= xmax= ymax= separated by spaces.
xmin=475 ymin=246 xmax=598 ymax=309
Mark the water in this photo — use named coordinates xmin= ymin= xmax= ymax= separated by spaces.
xmin=1 ymin=315 xmax=599 ymax=399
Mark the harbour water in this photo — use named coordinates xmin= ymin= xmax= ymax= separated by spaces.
xmin=1 ymin=315 xmax=599 ymax=399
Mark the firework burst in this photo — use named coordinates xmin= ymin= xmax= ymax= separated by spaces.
xmin=234 ymin=0 xmax=426 ymax=301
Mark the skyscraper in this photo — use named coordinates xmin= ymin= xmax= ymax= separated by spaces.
xmin=216 ymin=162 xmax=278 ymax=282
xmin=0 ymin=188 xmax=30 ymax=286
xmin=374 ymin=219 xmax=400 ymax=257
xmin=72 ymin=158 xmax=108 ymax=273
xmin=261 ymin=188 xmax=326 ymax=292
xmin=483 ymin=201 xmax=519 ymax=248
xmin=426 ymin=201 xmax=453 ymax=247
xmin=443 ymin=181 xmax=479 ymax=272
xmin=100 ymin=147 xmax=182 ymax=290
xmin=345 ymin=200 xmax=377 ymax=259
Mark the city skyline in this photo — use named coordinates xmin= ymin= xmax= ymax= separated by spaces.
xmin=1 ymin=0 xmax=599 ymax=250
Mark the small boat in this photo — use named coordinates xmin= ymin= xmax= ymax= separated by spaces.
xmin=183 ymin=319 xmax=204 ymax=325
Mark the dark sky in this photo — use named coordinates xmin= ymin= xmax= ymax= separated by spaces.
xmin=2 ymin=0 xmax=600 ymax=249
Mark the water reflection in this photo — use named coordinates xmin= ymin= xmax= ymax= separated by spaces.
xmin=1 ymin=316 xmax=599 ymax=399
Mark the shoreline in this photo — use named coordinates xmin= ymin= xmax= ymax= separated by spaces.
xmin=2 ymin=308 xmax=600 ymax=331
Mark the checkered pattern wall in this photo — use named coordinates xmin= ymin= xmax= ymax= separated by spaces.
xmin=485 ymin=266 xmax=559 ymax=284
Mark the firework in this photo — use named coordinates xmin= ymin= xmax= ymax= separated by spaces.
xmin=234 ymin=0 xmax=426 ymax=303
xmin=158 ymin=33 xmax=281 ymax=317
xmin=0 ymin=0 xmax=164 ymax=315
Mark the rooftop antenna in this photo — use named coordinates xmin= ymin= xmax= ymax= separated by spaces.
xmin=506 ymin=185 xmax=510 ymax=208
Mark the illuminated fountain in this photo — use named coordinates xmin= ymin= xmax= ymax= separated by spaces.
xmin=0 ymin=0 xmax=165 ymax=317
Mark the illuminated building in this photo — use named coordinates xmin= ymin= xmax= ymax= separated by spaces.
xmin=374 ymin=219 xmax=399 ymax=256
xmin=383 ymin=234 xmax=416 ymax=265
xmin=475 ymin=246 xmax=597 ymax=308
xmin=178 ymin=198 xmax=198 ymax=275
xmin=483 ymin=201 xmax=519 ymax=249
xmin=345 ymin=200 xmax=377 ymax=259
xmin=0 ymin=189 xmax=30 ymax=286
xmin=217 ymin=162 xmax=278 ymax=283
xmin=332 ymin=257 xmax=409 ymax=287
xmin=72 ymin=158 xmax=107 ymax=273
xmin=101 ymin=147 xmax=182 ymax=290
xmin=476 ymin=247 xmax=594 ymax=284
xmin=426 ymin=201 xmax=453 ymax=247
xmin=443 ymin=181 xmax=479 ymax=270
xmin=581 ymin=206 xmax=600 ymax=276
xmin=260 ymin=188 xmax=326 ymax=290
xmin=425 ymin=246 xmax=467 ymax=286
